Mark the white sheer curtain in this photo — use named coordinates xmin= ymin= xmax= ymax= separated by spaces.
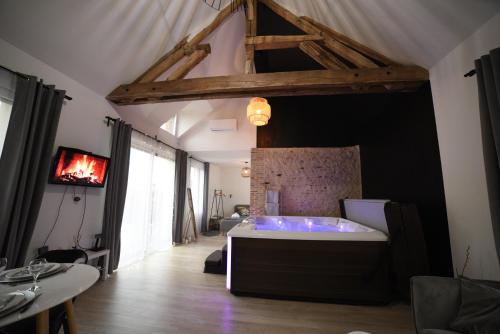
xmin=189 ymin=159 xmax=205 ymax=232
xmin=119 ymin=132 xmax=176 ymax=268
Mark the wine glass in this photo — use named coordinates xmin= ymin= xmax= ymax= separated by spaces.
xmin=28 ymin=258 xmax=47 ymax=291
xmin=0 ymin=258 xmax=6 ymax=272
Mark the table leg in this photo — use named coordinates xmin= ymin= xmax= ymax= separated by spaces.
xmin=64 ymin=300 xmax=78 ymax=334
xmin=35 ymin=310 xmax=49 ymax=334
xmin=103 ymin=252 xmax=110 ymax=280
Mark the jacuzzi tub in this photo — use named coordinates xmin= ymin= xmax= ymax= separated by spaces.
xmin=227 ymin=216 xmax=388 ymax=241
xmin=226 ymin=215 xmax=391 ymax=304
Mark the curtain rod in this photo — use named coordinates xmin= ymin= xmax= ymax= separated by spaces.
xmin=464 ymin=69 xmax=476 ymax=77
xmin=105 ymin=116 xmax=178 ymax=151
xmin=189 ymin=156 xmax=205 ymax=164
xmin=0 ymin=64 xmax=73 ymax=100
xmin=105 ymin=116 xmax=206 ymax=163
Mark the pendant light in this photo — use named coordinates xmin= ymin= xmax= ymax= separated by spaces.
xmin=241 ymin=161 xmax=251 ymax=177
xmin=247 ymin=97 xmax=271 ymax=126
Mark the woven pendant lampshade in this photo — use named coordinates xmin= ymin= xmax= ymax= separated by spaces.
xmin=241 ymin=162 xmax=251 ymax=177
xmin=247 ymin=97 xmax=271 ymax=126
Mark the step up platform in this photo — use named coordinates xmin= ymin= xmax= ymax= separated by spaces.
xmin=204 ymin=244 xmax=227 ymax=275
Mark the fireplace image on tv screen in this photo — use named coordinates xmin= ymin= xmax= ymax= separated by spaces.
xmin=49 ymin=147 xmax=110 ymax=187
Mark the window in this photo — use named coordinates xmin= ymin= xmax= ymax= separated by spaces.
xmin=0 ymin=100 xmax=13 ymax=156
xmin=160 ymin=114 xmax=177 ymax=137
xmin=0 ymin=69 xmax=16 ymax=157
xmin=119 ymin=132 xmax=176 ymax=268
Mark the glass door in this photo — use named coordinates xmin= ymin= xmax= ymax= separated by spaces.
xmin=119 ymin=133 xmax=176 ymax=268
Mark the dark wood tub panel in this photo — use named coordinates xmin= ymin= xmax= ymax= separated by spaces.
xmin=230 ymin=237 xmax=390 ymax=304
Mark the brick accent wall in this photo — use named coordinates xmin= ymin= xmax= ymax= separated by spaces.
xmin=250 ymin=147 xmax=361 ymax=216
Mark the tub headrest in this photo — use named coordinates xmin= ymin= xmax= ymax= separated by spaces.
xmin=341 ymin=199 xmax=390 ymax=234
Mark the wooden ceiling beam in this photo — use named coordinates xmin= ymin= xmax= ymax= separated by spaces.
xmin=188 ymin=0 xmax=244 ymax=47
xmin=167 ymin=49 xmax=210 ymax=81
xmin=245 ymin=0 xmax=257 ymax=74
xmin=323 ymin=38 xmax=378 ymax=68
xmin=259 ymin=0 xmax=321 ymax=35
xmin=245 ymin=47 xmax=255 ymax=74
xmin=246 ymin=34 xmax=323 ymax=50
xmin=302 ymin=16 xmax=399 ymax=66
xmin=246 ymin=0 xmax=255 ymax=21
xmin=183 ymin=43 xmax=211 ymax=56
xmin=133 ymin=0 xmax=243 ymax=83
xmin=107 ymin=66 xmax=429 ymax=105
xmin=257 ymin=0 xmax=377 ymax=69
xmin=133 ymin=36 xmax=189 ymax=83
xmin=299 ymin=41 xmax=348 ymax=70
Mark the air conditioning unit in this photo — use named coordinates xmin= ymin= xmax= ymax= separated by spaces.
xmin=209 ymin=119 xmax=237 ymax=132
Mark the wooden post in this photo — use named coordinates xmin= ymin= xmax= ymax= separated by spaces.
xmin=245 ymin=0 xmax=257 ymax=74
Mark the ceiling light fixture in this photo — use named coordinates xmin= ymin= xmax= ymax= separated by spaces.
xmin=241 ymin=161 xmax=251 ymax=178
xmin=247 ymin=97 xmax=271 ymax=126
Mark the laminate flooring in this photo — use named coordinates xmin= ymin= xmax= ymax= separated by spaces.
xmin=74 ymin=236 xmax=413 ymax=334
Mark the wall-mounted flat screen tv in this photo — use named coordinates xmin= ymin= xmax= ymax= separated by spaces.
xmin=49 ymin=146 xmax=110 ymax=187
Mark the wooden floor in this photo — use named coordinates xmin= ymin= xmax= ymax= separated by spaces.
xmin=75 ymin=236 xmax=414 ymax=334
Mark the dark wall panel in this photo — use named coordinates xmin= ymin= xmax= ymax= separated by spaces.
xmin=256 ymin=85 xmax=453 ymax=276
xmin=359 ymin=84 xmax=452 ymax=277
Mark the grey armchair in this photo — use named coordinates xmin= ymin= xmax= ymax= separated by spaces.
xmin=411 ymin=276 xmax=500 ymax=334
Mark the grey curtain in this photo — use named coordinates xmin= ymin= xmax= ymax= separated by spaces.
xmin=0 ymin=72 xmax=65 ymax=267
xmin=201 ymin=162 xmax=210 ymax=232
xmin=173 ymin=149 xmax=188 ymax=244
xmin=476 ymin=47 xmax=500 ymax=265
xmin=102 ymin=120 xmax=132 ymax=274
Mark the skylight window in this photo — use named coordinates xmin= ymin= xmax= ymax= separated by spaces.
xmin=160 ymin=114 xmax=177 ymax=136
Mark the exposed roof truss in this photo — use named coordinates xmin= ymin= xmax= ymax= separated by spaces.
xmin=107 ymin=0 xmax=428 ymax=106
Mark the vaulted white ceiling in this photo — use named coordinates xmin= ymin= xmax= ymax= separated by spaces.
xmin=1 ymin=0 xmax=499 ymax=164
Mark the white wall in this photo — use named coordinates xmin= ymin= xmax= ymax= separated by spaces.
xmin=219 ymin=166 xmax=250 ymax=218
xmin=0 ymin=38 xmax=119 ymax=259
xmin=206 ymin=164 xmax=251 ymax=221
xmin=178 ymin=98 xmax=256 ymax=153
xmin=430 ymin=12 xmax=500 ymax=280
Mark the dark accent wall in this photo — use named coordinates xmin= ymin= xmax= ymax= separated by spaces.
xmin=256 ymin=86 xmax=452 ymax=276
xmin=255 ymin=1 xmax=453 ymax=276
xmin=359 ymin=85 xmax=452 ymax=277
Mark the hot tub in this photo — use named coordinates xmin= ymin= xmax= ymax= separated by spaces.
xmin=227 ymin=216 xmax=388 ymax=241
xmin=226 ymin=212 xmax=391 ymax=304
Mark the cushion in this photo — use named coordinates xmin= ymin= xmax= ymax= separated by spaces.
xmin=422 ymin=330 xmax=461 ymax=334
xmin=449 ymin=278 xmax=500 ymax=334
xmin=235 ymin=205 xmax=249 ymax=217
